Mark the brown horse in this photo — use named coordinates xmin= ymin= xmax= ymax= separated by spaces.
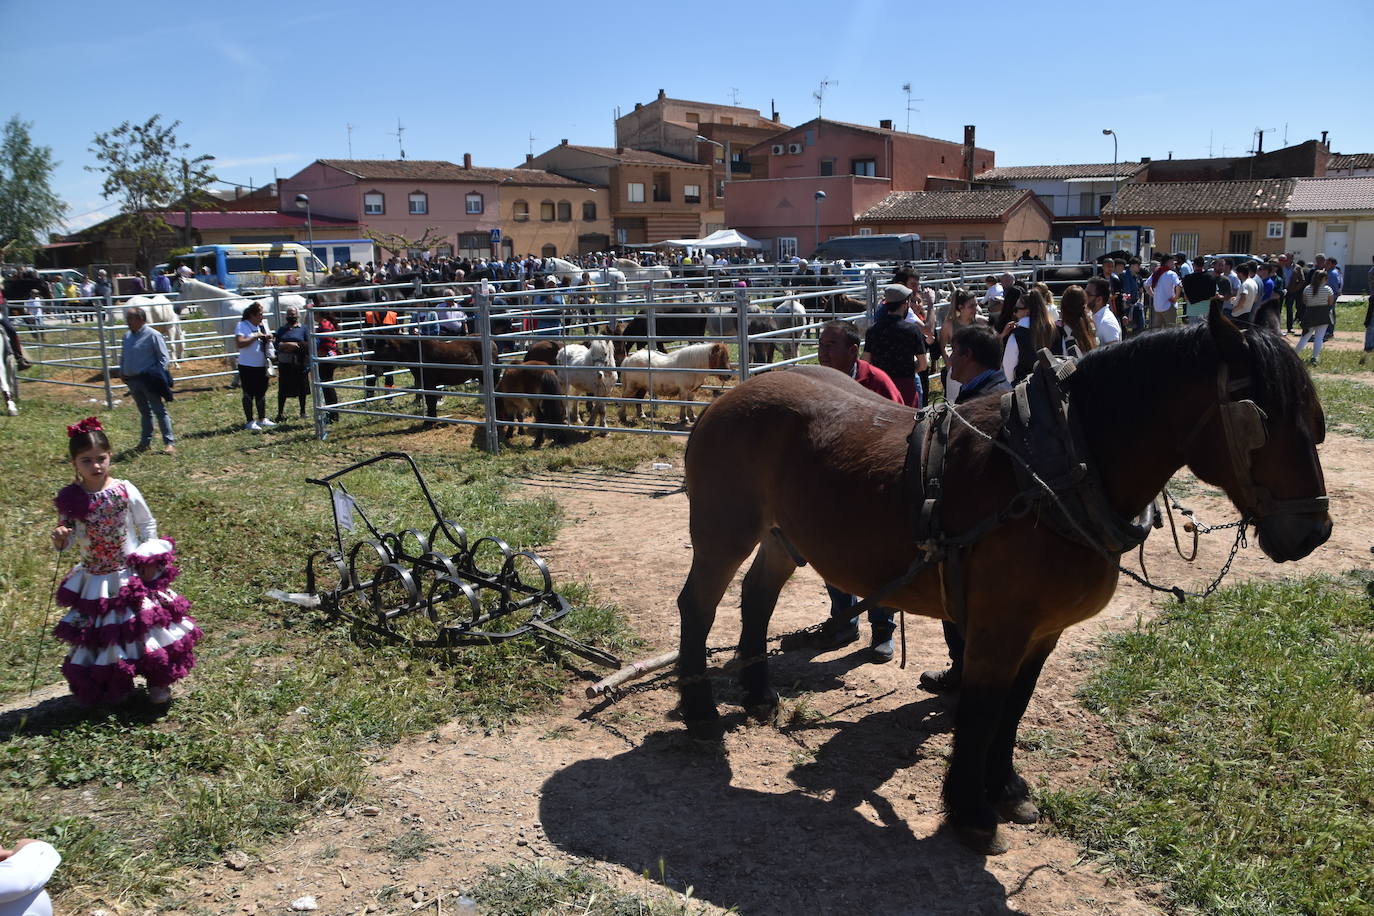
xmin=370 ymin=334 xmax=500 ymax=425
xmin=675 ymin=305 xmax=1330 ymax=855
xmin=495 ymin=360 xmax=569 ymax=447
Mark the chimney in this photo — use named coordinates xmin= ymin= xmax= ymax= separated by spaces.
xmin=525 ymin=153 xmax=533 ymax=164
xmin=962 ymin=125 xmax=976 ymax=188
xmin=462 ymin=153 xmax=472 ymax=169
xmin=879 ymin=119 xmax=893 ymax=130
xmin=1321 ymin=130 xmax=1329 ymax=146
xmin=1140 ymin=156 xmax=1151 ymax=163
xmin=561 ymin=138 xmax=568 ymax=146
xmin=634 ymin=102 xmax=642 ymax=110
xmin=657 ymin=89 xmax=666 ymax=100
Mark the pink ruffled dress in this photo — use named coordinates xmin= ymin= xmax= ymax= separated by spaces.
xmin=52 ymin=479 xmax=202 ymax=704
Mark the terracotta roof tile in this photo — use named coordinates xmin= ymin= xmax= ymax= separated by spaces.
xmin=858 ymin=189 xmax=1034 ymax=221
xmin=1101 ymin=179 xmax=1294 ymax=216
xmin=317 ymin=159 xmax=584 ymax=186
xmin=1288 ymin=177 xmax=1374 ymax=211
xmin=976 ymin=162 xmax=1145 ymax=181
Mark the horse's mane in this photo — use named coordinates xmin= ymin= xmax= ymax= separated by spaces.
xmin=1069 ymin=322 xmax=1313 ymax=425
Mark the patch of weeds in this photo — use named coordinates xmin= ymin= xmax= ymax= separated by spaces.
xmin=541 ymin=724 xmax=576 ymax=741
xmin=316 ymin=843 xmax=339 ymax=862
xmin=476 ymin=861 xmax=718 ymax=915
xmin=1016 ymin=728 xmax=1075 ymax=759
xmin=1041 ymin=573 xmax=1374 ymax=915
xmin=781 ymin=694 xmax=828 ymax=727
xmin=384 ymin=829 xmax=436 ymax=862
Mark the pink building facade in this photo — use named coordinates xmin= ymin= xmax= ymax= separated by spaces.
xmin=725 ymin=175 xmax=893 ymax=258
xmin=280 ymin=159 xmax=502 ymax=259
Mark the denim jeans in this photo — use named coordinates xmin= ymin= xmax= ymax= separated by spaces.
xmin=125 ymin=375 xmax=174 ymax=445
xmin=1363 ymin=320 xmax=1374 ymax=352
xmin=825 ymin=584 xmax=895 ymax=637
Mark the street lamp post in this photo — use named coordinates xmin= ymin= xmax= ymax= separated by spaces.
xmin=294 ymin=193 xmax=316 ymax=284
xmin=697 ymin=134 xmax=729 ymax=212
xmin=813 ymin=190 xmax=827 ymax=257
xmin=1101 ymin=129 xmax=1118 ymax=228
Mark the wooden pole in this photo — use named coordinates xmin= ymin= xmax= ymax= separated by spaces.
xmin=585 ymin=650 xmax=678 ymax=698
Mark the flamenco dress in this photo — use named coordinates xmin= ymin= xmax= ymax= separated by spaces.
xmin=52 ymin=479 xmax=202 ymax=704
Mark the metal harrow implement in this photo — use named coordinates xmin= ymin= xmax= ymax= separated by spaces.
xmin=268 ymin=451 xmax=621 ymax=669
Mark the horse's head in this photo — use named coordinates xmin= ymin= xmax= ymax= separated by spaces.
xmin=1184 ymin=304 xmax=1330 ymax=562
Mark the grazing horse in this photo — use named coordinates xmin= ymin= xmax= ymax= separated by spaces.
xmin=370 ymin=334 xmax=500 ymax=425
xmin=674 ymin=305 xmax=1330 ymax=855
xmin=618 ymin=342 xmax=733 ymax=425
xmin=495 ymin=360 xmax=569 ymax=446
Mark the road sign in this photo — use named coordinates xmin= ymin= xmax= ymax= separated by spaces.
xmin=489 ymin=228 xmax=502 ymax=243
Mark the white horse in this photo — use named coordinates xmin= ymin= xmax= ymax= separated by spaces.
xmin=555 ymin=339 xmax=616 ymax=428
xmin=177 ymin=280 xmax=306 ymax=371
xmin=617 ymin=342 xmax=733 ymax=424
xmin=546 ymin=257 xmax=626 ymax=288
xmin=121 ymin=295 xmax=185 ymax=364
xmin=612 ymin=258 xmax=672 ymax=282
xmin=0 ymin=321 xmax=18 ymax=416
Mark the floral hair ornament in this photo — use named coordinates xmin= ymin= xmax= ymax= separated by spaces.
xmin=66 ymin=416 xmax=103 ymax=437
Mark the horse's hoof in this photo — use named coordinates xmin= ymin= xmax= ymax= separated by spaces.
xmin=682 ymin=710 xmax=724 ymax=740
xmin=997 ymin=797 xmax=1040 ymax=825
xmin=744 ymin=695 xmax=779 ymax=723
xmin=947 ymin=823 xmax=1011 ymax=856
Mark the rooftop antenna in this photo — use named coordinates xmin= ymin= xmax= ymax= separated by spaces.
xmin=901 ymin=82 xmax=923 ymax=132
xmin=391 ymin=119 xmax=406 ymax=159
xmin=813 ymin=77 xmax=837 ymax=119
xmin=1283 ymin=122 xmax=1289 ymax=146
xmin=346 ymin=123 xmax=354 ymax=159
xmin=728 ymin=87 xmax=741 ymax=105
xmin=1251 ymin=127 xmax=1277 ymax=155
xmin=1208 ymin=130 xmax=1214 ymax=158
xmin=528 ymin=132 xmax=539 ymax=156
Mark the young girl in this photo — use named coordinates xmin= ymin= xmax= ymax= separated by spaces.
xmin=51 ymin=417 xmax=201 ymax=705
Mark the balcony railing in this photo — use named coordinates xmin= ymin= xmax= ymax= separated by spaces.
xmin=730 ymin=161 xmax=752 ymax=174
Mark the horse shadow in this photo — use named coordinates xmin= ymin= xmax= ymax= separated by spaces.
xmin=539 ymin=711 xmax=1025 ymax=916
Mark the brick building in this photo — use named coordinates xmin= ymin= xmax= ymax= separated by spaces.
xmin=523 ymin=141 xmax=713 ymax=246
xmin=613 ymin=89 xmax=789 ymax=228
xmin=855 ymin=190 xmax=1053 ymax=261
xmin=1100 ymin=179 xmax=1295 ymax=259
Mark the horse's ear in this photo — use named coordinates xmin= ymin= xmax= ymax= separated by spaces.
xmin=1207 ymin=295 xmax=1247 ymax=366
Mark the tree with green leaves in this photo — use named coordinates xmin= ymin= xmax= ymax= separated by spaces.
xmin=0 ymin=116 xmax=66 ymax=264
xmin=87 ymin=115 xmax=216 ymax=270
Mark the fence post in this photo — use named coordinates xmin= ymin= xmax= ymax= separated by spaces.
xmin=97 ymin=291 xmax=115 ymax=409
xmin=478 ymin=297 xmax=500 ymax=454
xmin=734 ymin=285 xmax=750 ymax=385
xmin=271 ymin=287 xmax=280 ymax=327
xmin=865 ymin=272 xmax=878 ymax=321
xmin=306 ymin=302 xmax=326 ymax=441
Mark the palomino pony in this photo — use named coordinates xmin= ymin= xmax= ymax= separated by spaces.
xmin=675 ymin=305 xmax=1330 ymax=855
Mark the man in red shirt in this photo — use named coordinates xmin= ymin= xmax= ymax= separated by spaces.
xmin=787 ymin=319 xmax=903 ymax=661
xmin=817 ymin=320 xmax=902 ymax=401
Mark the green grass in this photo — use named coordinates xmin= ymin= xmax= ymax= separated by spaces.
xmin=473 ymin=861 xmax=718 ymax=915
xmin=1039 ymin=572 xmax=1374 ymax=915
xmin=0 ymin=376 xmax=674 ymax=909
xmin=1312 ymin=376 xmax=1374 ymax=439
xmin=1333 ymin=297 xmax=1369 ymax=334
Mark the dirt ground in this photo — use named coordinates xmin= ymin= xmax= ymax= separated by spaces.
xmin=170 ymin=432 xmax=1373 ymax=916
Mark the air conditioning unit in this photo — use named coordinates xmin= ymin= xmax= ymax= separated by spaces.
xmin=788 ymin=143 xmax=803 ymax=154
xmin=771 ymin=144 xmax=785 ymax=155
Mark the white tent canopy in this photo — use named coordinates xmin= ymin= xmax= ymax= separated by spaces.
xmin=657 ymin=228 xmax=765 ymax=250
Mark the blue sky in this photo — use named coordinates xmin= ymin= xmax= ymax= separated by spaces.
xmin=8 ymin=0 xmax=1372 ymax=233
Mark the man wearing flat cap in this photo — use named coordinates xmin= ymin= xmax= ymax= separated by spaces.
xmin=861 ymin=284 xmax=927 ymax=407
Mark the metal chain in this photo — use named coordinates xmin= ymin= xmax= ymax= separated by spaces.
xmin=943 ymin=403 xmax=1251 ymax=603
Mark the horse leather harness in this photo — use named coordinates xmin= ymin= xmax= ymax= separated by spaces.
xmin=836 ymin=346 xmax=1323 ymax=633
xmin=1179 ymin=363 xmax=1329 ymax=520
